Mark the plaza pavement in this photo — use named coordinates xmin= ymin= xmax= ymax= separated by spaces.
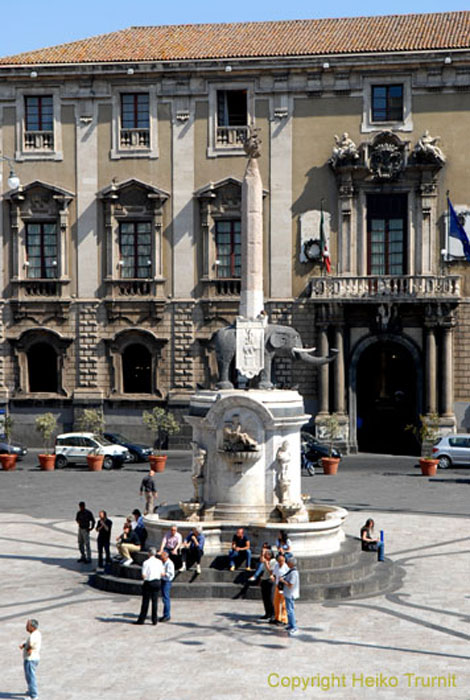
xmin=0 ymin=454 xmax=469 ymax=699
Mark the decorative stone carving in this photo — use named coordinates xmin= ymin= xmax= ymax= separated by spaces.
xmin=222 ymin=415 xmax=258 ymax=452
xmin=191 ymin=441 xmax=207 ymax=502
xmin=241 ymin=127 xmax=261 ymax=159
xmin=276 ymin=440 xmax=291 ymax=504
xmin=412 ymin=130 xmax=445 ymax=166
xmin=330 ymin=132 xmax=360 ymax=168
xmin=235 ymin=317 xmax=265 ymax=379
xmin=367 ymin=131 xmax=406 ymax=181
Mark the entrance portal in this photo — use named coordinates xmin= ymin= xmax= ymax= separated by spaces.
xmin=356 ymin=340 xmax=419 ymax=455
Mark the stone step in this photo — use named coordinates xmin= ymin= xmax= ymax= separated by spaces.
xmin=91 ymin=558 xmax=403 ymax=601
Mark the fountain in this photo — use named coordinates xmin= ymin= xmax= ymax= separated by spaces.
xmin=145 ymin=129 xmax=347 ymax=557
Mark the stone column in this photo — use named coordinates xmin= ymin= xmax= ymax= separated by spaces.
xmin=441 ymin=324 xmax=454 ymax=417
xmin=319 ymin=327 xmax=330 ymax=414
xmin=333 ymin=326 xmax=345 ymax=414
xmin=240 ymin=135 xmax=264 ymax=320
xmin=425 ymin=326 xmax=437 ymax=414
xmin=76 ymin=102 xmax=98 ymax=297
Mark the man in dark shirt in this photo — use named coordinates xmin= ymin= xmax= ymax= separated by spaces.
xmin=75 ymin=501 xmax=95 ymax=564
xmin=116 ymin=522 xmax=141 ymax=566
xmin=140 ymin=469 xmax=157 ymax=515
xmin=228 ymin=527 xmax=252 ymax=571
xmin=180 ymin=526 xmax=205 ymax=574
xmin=95 ymin=510 xmax=112 ymax=568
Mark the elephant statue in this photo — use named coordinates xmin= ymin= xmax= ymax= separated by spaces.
xmin=209 ymin=324 xmax=338 ymax=390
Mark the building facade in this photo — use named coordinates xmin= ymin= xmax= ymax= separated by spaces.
xmin=0 ymin=12 xmax=469 ymax=450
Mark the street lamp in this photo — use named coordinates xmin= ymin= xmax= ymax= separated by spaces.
xmin=0 ymin=155 xmax=20 ymax=189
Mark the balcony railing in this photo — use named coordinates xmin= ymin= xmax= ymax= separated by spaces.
xmin=120 ymin=128 xmax=150 ymax=149
xmin=24 ymin=131 xmax=54 ymax=151
xmin=216 ymin=126 xmax=249 ymax=147
xmin=309 ymin=275 xmax=461 ymax=300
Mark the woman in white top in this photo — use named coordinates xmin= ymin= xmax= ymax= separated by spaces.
xmin=276 ymin=530 xmax=292 ymax=556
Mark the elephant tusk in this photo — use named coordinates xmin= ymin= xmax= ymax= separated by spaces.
xmin=292 ymin=346 xmax=316 ymax=354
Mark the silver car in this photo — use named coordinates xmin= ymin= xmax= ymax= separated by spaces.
xmin=431 ymin=435 xmax=470 ymax=469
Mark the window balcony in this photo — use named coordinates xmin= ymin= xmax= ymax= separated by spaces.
xmin=119 ymin=128 xmax=150 ymax=149
xmin=24 ymin=130 xmax=54 ymax=151
xmin=309 ymin=275 xmax=461 ymax=301
xmin=216 ymin=126 xmax=249 ymax=147
xmin=201 ymin=278 xmax=241 ymax=298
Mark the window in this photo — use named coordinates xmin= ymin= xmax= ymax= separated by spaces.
xmin=216 ymin=90 xmax=248 ymax=147
xmin=367 ymin=194 xmax=407 ymax=275
xmin=216 ymin=220 xmax=241 ymax=278
xmin=23 ymin=95 xmax=54 ymax=151
xmin=120 ymin=93 xmax=150 ymax=148
xmin=119 ymin=221 xmax=152 ymax=278
xmin=122 ymin=343 xmax=152 ymax=393
xmin=26 ymin=223 xmax=58 ymax=279
xmin=27 ymin=342 xmax=57 ymax=392
xmin=371 ymin=85 xmax=403 ymax=122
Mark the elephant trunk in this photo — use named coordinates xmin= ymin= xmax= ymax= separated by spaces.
xmin=293 ymin=348 xmax=339 ymax=366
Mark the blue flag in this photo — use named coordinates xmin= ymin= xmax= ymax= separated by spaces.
xmin=448 ymin=197 xmax=470 ymax=262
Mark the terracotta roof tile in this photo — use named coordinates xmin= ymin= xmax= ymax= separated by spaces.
xmin=0 ymin=12 xmax=469 ymax=65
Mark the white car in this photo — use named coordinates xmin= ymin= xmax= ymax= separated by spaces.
xmin=54 ymin=432 xmax=131 ymax=469
xmin=431 ymin=434 xmax=470 ymax=469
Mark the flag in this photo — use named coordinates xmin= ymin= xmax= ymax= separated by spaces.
xmin=448 ymin=196 xmax=470 ymax=262
xmin=320 ymin=204 xmax=331 ymax=273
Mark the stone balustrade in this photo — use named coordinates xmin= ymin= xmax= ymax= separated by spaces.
xmin=119 ymin=128 xmax=150 ymax=148
xmin=24 ymin=130 xmax=54 ymax=150
xmin=309 ymin=275 xmax=461 ymax=300
xmin=216 ymin=125 xmax=249 ymax=146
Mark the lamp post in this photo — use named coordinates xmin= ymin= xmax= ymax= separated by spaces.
xmin=0 ymin=155 xmax=20 ymax=189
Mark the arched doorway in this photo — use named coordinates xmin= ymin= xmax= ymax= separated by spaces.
xmin=28 ymin=342 xmax=58 ymax=392
xmin=122 ymin=344 xmax=151 ymax=393
xmin=355 ymin=339 xmax=419 ymax=455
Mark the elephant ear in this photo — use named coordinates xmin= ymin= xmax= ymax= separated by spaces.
xmin=269 ymin=330 xmax=289 ymax=349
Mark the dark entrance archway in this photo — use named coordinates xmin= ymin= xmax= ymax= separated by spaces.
xmin=28 ymin=342 xmax=58 ymax=392
xmin=122 ymin=343 xmax=151 ymax=393
xmin=356 ymin=339 xmax=419 ymax=455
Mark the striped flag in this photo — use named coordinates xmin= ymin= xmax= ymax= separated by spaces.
xmin=320 ymin=204 xmax=331 ymax=273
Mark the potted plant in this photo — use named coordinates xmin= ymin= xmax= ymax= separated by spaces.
xmin=0 ymin=415 xmax=17 ymax=471
xmin=35 ymin=413 xmax=57 ymax=470
xmin=406 ymin=413 xmax=440 ymax=476
xmin=142 ymin=406 xmax=180 ymax=472
xmin=319 ymin=413 xmax=341 ymax=475
xmin=76 ymin=408 xmax=105 ymax=471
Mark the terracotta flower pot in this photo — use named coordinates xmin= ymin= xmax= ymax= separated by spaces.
xmin=87 ymin=454 xmax=104 ymax=471
xmin=321 ymin=456 xmax=340 ymax=475
xmin=149 ymin=454 xmax=167 ymax=473
xmin=39 ymin=454 xmax=56 ymax=471
xmin=419 ymin=458 xmax=438 ymax=476
xmin=0 ymin=453 xmax=17 ymax=471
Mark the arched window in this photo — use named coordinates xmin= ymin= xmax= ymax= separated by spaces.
xmin=122 ymin=343 xmax=151 ymax=393
xmin=27 ymin=342 xmax=58 ymax=392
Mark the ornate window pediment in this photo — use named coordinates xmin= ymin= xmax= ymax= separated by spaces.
xmin=8 ymin=327 xmax=73 ymax=396
xmin=367 ymin=131 xmax=408 ymax=181
xmin=106 ymin=328 xmax=167 ymax=397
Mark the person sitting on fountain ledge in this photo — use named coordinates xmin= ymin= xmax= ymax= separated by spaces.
xmin=228 ymin=527 xmax=252 ymax=571
xmin=360 ymin=518 xmax=384 ymax=559
xmin=180 ymin=526 xmax=205 ymax=574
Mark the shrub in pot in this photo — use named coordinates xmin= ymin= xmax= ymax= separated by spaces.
xmin=318 ymin=414 xmax=341 ymax=475
xmin=76 ymin=408 xmax=105 ymax=471
xmin=0 ymin=415 xmax=17 ymax=471
xmin=35 ymin=413 xmax=57 ymax=471
xmin=142 ymin=407 xmax=180 ymax=472
xmin=406 ymin=413 xmax=440 ymax=476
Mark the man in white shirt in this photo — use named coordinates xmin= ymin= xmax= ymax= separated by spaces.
xmin=19 ymin=618 xmax=41 ymax=700
xmin=280 ymin=556 xmax=300 ymax=636
xmin=134 ymin=547 xmax=164 ymax=626
xmin=159 ymin=550 xmax=175 ymax=622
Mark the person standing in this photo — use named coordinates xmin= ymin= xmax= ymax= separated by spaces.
xmin=271 ymin=552 xmax=289 ymax=625
xmin=140 ymin=469 xmax=157 ymax=515
xmin=19 ymin=619 xmax=41 ymax=700
xmin=280 ymin=556 xmax=300 ymax=636
xmin=134 ymin=547 xmax=164 ymax=625
xmin=228 ymin=527 xmax=252 ymax=571
xmin=75 ymin=501 xmax=95 ymax=564
xmin=257 ymin=549 xmax=276 ymax=621
xmin=160 ymin=550 xmax=175 ymax=622
xmin=95 ymin=510 xmax=112 ymax=569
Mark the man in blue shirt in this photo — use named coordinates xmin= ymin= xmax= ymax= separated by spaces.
xmin=160 ymin=550 xmax=175 ymax=621
xmin=280 ymin=556 xmax=300 ymax=636
xmin=180 ymin=526 xmax=205 ymax=574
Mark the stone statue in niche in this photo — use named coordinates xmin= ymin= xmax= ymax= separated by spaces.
xmin=190 ymin=442 xmax=207 ymax=502
xmin=276 ymin=440 xmax=292 ymax=504
xmin=412 ymin=130 xmax=445 ymax=166
xmin=330 ymin=132 xmax=360 ymax=168
xmin=223 ymin=415 xmax=258 ymax=452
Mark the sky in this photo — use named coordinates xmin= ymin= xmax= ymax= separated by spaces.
xmin=1 ymin=0 xmax=469 ymax=58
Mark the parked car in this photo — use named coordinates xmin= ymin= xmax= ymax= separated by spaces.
xmin=54 ymin=432 xmax=131 ymax=469
xmin=103 ymin=432 xmax=152 ymax=463
xmin=431 ymin=435 xmax=470 ymax=469
xmin=301 ymin=430 xmax=342 ymax=475
xmin=0 ymin=440 xmax=27 ymax=460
